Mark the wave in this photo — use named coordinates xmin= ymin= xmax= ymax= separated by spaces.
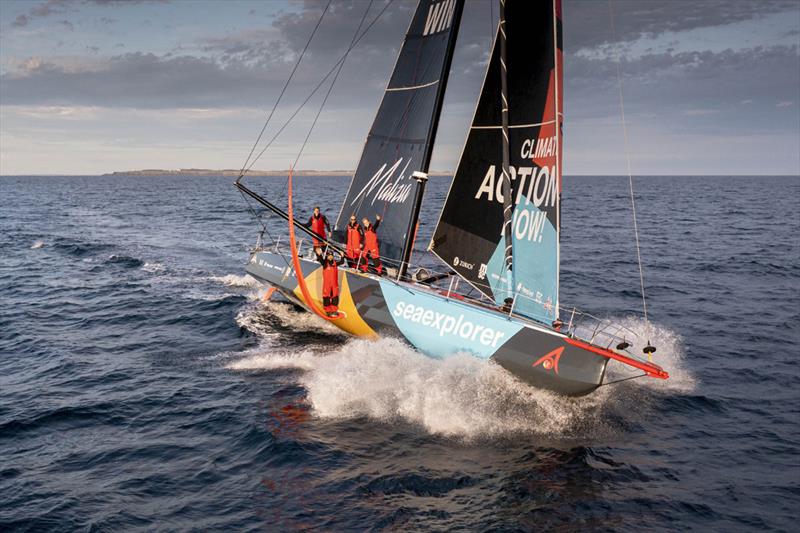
xmin=104 ymin=254 xmax=144 ymax=269
xmin=236 ymin=300 xmax=346 ymax=337
xmin=603 ymin=316 xmax=696 ymax=394
xmin=141 ymin=261 xmax=165 ymax=273
xmin=226 ymin=317 xmax=694 ymax=439
xmin=209 ymin=274 xmax=262 ymax=289
xmin=52 ymin=241 xmax=115 ymax=257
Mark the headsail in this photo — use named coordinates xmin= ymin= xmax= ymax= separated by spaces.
xmin=334 ymin=0 xmax=464 ymax=265
xmin=430 ymin=0 xmax=563 ymax=324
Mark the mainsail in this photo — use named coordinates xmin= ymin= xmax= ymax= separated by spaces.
xmin=334 ymin=0 xmax=464 ymax=265
xmin=430 ymin=0 xmax=563 ymax=324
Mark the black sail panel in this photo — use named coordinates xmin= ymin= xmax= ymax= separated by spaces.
xmin=430 ymin=0 xmax=563 ymax=324
xmin=334 ymin=0 xmax=464 ymax=265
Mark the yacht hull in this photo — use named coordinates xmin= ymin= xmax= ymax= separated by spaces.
xmin=246 ymin=250 xmax=609 ymax=396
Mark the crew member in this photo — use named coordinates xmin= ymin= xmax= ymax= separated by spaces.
xmin=306 ymin=206 xmax=331 ymax=247
xmin=314 ymin=247 xmax=345 ymax=317
xmin=360 ymin=214 xmax=383 ymax=275
xmin=345 ymin=214 xmax=363 ymax=268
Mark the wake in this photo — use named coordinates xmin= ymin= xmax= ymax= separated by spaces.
xmin=226 ymin=309 xmax=694 ymax=439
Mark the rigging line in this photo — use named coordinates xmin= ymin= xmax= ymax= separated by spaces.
xmin=238 ymin=0 xmax=332 ymax=180
xmin=291 ymin=0 xmax=373 ymax=174
xmin=598 ymin=372 xmax=647 ymax=387
xmin=237 ymin=187 xmax=296 ymax=270
xmin=243 ymin=0 xmax=394 ymax=176
xmin=609 ymin=0 xmax=649 ymax=329
xmin=489 ymin=0 xmax=495 ymax=52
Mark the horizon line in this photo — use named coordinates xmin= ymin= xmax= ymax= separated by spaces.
xmin=1 ymin=172 xmax=799 ymax=178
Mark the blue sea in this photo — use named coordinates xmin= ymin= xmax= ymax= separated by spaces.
xmin=1 ymin=174 xmax=798 ymax=531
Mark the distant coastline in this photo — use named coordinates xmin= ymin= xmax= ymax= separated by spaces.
xmin=100 ymin=169 xmax=454 ymax=177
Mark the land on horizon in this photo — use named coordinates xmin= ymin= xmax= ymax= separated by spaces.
xmin=1 ymin=170 xmax=797 ymax=178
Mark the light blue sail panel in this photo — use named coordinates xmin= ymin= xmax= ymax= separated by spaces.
xmin=484 ymin=202 xmax=557 ymax=325
xmin=510 ymin=201 xmax=558 ymax=324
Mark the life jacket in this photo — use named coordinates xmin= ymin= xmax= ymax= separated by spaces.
xmin=310 ymin=214 xmax=326 ymax=239
xmin=322 ymin=260 xmax=339 ymax=298
xmin=363 ymin=225 xmax=379 ymax=255
xmin=346 ymin=223 xmax=361 ymax=257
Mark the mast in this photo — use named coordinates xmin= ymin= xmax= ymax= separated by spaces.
xmin=499 ymin=0 xmax=513 ymax=284
xmin=398 ymin=0 xmax=464 ymax=280
xmin=398 ymin=171 xmax=429 ymax=279
xmin=552 ymin=0 xmax=561 ymax=319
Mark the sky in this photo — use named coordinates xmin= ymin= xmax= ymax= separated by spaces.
xmin=0 ymin=0 xmax=798 ymax=176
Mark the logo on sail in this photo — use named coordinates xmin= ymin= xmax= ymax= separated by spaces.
xmin=350 ymin=158 xmax=414 ymax=207
xmin=423 ymin=0 xmax=456 ymax=36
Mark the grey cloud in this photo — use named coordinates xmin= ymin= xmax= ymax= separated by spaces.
xmin=1 ymin=0 xmax=797 ymax=140
xmin=9 ymin=0 xmax=68 ymax=27
xmin=0 ymin=50 xmax=391 ymax=109
xmin=565 ymin=44 xmax=800 ymax=137
xmin=8 ymin=0 xmax=167 ymax=28
xmin=565 ymin=0 xmax=799 ymax=50
xmin=12 ymin=14 xmax=29 ymax=27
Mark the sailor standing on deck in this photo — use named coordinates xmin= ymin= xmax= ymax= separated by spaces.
xmin=360 ymin=215 xmax=383 ymax=275
xmin=306 ymin=206 xmax=331 ymax=248
xmin=314 ymin=247 xmax=344 ymax=317
xmin=345 ymin=214 xmax=364 ymax=268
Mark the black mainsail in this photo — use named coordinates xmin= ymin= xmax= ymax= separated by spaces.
xmin=333 ymin=0 xmax=464 ymax=267
xmin=430 ymin=0 xmax=563 ymax=325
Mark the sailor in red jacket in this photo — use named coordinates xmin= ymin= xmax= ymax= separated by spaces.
xmin=306 ymin=206 xmax=331 ymax=247
xmin=360 ymin=214 xmax=383 ymax=275
xmin=344 ymin=214 xmax=364 ymax=268
xmin=314 ymin=247 xmax=345 ymax=316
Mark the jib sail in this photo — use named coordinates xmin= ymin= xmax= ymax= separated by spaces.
xmin=430 ymin=0 xmax=563 ymax=324
xmin=333 ymin=0 xmax=463 ymax=266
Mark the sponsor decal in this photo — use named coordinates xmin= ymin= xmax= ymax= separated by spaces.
xmin=454 ymin=256 xmax=475 ymax=270
xmin=350 ymin=158 xmax=414 ymax=207
xmin=392 ymin=301 xmax=507 ymax=348
xmin=474 ymin=163 xmax=557 ymax=244
xmin=533 ymin=346 xmax=564 ymax=374
xmin=478 ymin=263 xmax=488 ymax=280
xmin=454 ymin=256 xmax=474 ymax=270
xmin=423 ymin=0 xmax=456 ymax=36
xmin=379 ymin=281 xmax=523 ymax=359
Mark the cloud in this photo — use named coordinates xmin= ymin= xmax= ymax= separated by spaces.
xmin=7 ymin=0 xmax=167 ymax=28
xmin=565 ymin=0 xmax=799 ymax=50
xmin=12 ymin=14 xmax=29 ymax=27
xmin=2 ymin=1 xmax=797 ymax=128
xmin=566 ymin=45 xmax=799 ymax=118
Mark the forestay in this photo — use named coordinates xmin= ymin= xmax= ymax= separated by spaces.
xmin=334 ymin=0 xmax=464 ymax=264
xmin=430 ymin=0 xmax=563 ymax=324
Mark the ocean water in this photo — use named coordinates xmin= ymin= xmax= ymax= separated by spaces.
xmin=0 ymin=174 xmax=797 ymax=531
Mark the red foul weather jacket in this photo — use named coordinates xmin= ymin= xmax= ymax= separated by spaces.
xmin=345 ymin=222 xmax=363 ymax=259
xmin=363 ymin=219 xmax=381 ymax=256
xmin=307 ymin=214 xmax=331 ymax=243
xmin=316 ymin=252 xmax=344 ymax=298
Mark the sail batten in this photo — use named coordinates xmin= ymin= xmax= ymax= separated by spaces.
xmin=334 ymin=0 xmax=464 ymax=265
xmin=430 ymin=0 xmax=563 ymax=325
